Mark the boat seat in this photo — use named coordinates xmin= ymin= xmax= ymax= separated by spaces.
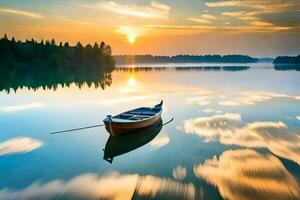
xmin=128 ymin=114 xmax=150 ymax=119
xmin=120 ymin=113 xmax=135 ymax=117
xmin=128 ymin=111 xmax=156 ymax=116
xmin=116 ymin=113 xmax=151 ymax=120
xmin=128 ymin=116 xmax=147 ymax=120
xmin=116 ymin=114 xmax=135 ymax=119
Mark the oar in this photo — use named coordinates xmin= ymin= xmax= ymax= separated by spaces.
xmin=50 ymin=124 xmax=105 ymax=134
xmin=50 ymin=117 xmax=174 ymax=134
xmin=163 ymin=118 xmax=174 ymax=126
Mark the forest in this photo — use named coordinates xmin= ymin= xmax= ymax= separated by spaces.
xmin=0 ymin=34 xmax=115 ymax=93
xmin=0 ymin=34 xmax=115 ymax=70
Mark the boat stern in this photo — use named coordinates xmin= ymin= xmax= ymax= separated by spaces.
xmin=103 ymin=115 xmax=115 ymax=136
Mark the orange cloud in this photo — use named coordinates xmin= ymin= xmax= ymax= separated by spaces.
xmin=79 ymin=1 xmax=170 ymax=19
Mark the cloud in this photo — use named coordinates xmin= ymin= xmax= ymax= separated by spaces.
xmin=0 ymin=172 xmax=196 ymax=200
xmin=150 ymin=134 xmax=170 ymax=149
xmin=0 ymin=102 xmax=45 ymax=112
xmin=206 ymin=1 xmax=242 ymax=7
xmin=187 ymin=14 xmax=216 ymax=24
xmin=172 ymin=165 xmax=187 ymax=181
xmin=222 ymin=11 xmax=247 ymax=17
xmin=53 ymin=17 xmax=92 ymax=25
xmin=229 ymin=25 xmax=291 ymax=32
xmin=194 ymin=149 xmax=300 ymax=200
xmin=0 ymin=8 xmax=43 ymax=18
xmin=218 ymin=92 xmax=292 ymax=106
xmin=297 ymin=116 xmax=300 ymax=121
xmin=205 ymin=0 xmax=300 ymax=13
xmin=79 ymin=1 xmax=170 ymax=19
xmin=250 ymin=21 xmax=274 ymax=26
xmin=147 ymin=22 xmax=289 ymax=33
xmin=187 ymin=17 xmax=212 ymax=24
xmin=222 ymin=11 xmax=259 ymax=21
xmin=179 ymin=113 xmax=300 ymax=165
xmin=201 ymin=14 xmax=217 ymax=20
xmin=0 ymin=137 xmax=43 ymax=156
xmin=145 ymin=24 xmax=216 ymax=32
xmin=207 ymin=0 xmax=299 ymax=31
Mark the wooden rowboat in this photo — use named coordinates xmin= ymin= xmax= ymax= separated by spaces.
xmin=103 ymin=118 xmax=163 ymax=163
xmin=103 ymin=100 xmax=163 ymax=137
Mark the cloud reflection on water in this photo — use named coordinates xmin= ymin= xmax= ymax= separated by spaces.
xmin=218 ymin=92 xmax=292 ymax=106
xmin=172 ymin=165 xmax=187 ymax=181
xmin=194 ymin=149 xmax=300 ymax=200
xmin=179 ymin=113 xmax=300 ymax=165
xmin=0 ymin=103 xmax=45 ymax=112
xmin=186 ymin=91 xmax=300 ymax=107
xmin=185 ymin=91 xmax=216 ymax=106
xmin=202 ymin=108 xmax=223 ymax=114
xmin=0 ymin=172 xmax=197 ymax=200
xmin=0 ymin=137 xmax=43 ymax=156
xmin=150 ymin=134 xmax=170 ymax=149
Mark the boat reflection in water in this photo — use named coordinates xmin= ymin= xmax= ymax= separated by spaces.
xmin=103 ymin=118 xmax=163 ymax=163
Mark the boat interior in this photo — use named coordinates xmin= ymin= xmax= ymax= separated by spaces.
xmin=114 ymin=107 xmax=161 ymax=121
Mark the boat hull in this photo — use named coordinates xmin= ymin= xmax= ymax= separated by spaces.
xmin=104 ymin=112 xmax=162 ymax=137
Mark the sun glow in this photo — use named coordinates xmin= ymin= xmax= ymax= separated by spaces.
xmin=127 ymin=33 xmax=136 ymax=44
xmin=117 ymin=26 xmax=143 ymax=44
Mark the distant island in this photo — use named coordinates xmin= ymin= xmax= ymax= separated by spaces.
xmin=273 ymin=55 xmax=300 ymax=71
xmin=273 ymin=55 xmax=300 ymax=64
xmin=0 ymin=34 xmax=115 ymax=70
xmin=116 ymin=66 xmax=250 ymax=72
xmin=114 ymin=55 xmax=260 ymax=64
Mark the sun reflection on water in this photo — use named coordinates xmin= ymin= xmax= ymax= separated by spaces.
xmin=127 ymin=74 xmax=137 ymax=87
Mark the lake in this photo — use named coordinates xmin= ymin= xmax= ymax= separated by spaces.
xmin=1 ymin=63 xmax=300 ymax=200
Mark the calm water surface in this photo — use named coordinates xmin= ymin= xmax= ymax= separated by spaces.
xmin=1 ymin=63 xmax=300 ymax=200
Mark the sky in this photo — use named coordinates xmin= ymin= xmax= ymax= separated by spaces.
xmin=0 ymin=0 xmax=299 ymax=57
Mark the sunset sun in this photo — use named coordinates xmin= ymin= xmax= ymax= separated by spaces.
xmin=127 ymin=33 xmax=136 ymax=44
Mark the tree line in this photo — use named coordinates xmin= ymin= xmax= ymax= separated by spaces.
xmin=273 ymin=55 xmax=300 ymax=64
xmin=0 ymin=34 xmax=115 ymax=70
xmin=0 ymin=66 xmax=113 ymax=93
xmin=114 ymin=54 xmax=259 ymax=64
